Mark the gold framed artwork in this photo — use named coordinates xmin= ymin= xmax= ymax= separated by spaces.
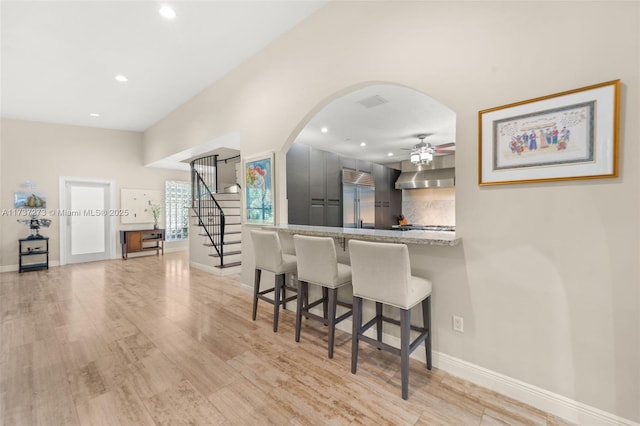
xmin=478 ymin=80 xmax=620 ymax=186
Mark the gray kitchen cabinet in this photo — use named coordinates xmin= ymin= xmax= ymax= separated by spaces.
xmin=325 ymin=151 xmax=342 ymax=202
xmin=310 ymin=204 xmax=325 ymax=226
xmin=309 ymin=147 xmax=325 ymax=202
xmin=340 ymin=158 xmax=370 ymax=173
xmin=356 ymin=160 xmax=372 ymax=173
xmin=341 ymin=156 xmax=356 ymax=171
xmin=288 ymin=143 xmax=342 ymax=227
xmin=373 ymin=163 xmax=402 ymax=229
xmin=326 ymin=203 xmax=342 ymax=227
xmin=325 ymin=151 xmax=342 ymax=227
xmin=286 ymin=143 xmax=310 ymax=225
xmin=373 ymin=163 xmax=390 ymax=203
xmin=309 ymin=147 xmax=326 ymax=224
xmin=389 ymin=168 xmax=402 ymax=223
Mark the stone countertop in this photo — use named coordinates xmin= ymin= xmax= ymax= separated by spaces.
xmin=266 ymin=224 xmax=461 ymax=247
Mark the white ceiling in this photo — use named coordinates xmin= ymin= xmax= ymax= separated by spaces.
xmin=2 ymin=2 xmax=456 ymax=167
xmin=294 ymin=84 xmax=456 ymax=164
xmin=0 ymin=0 xmax=327 ymax=131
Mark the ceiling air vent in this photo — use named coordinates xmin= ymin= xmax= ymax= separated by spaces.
xmin=357 ymin=94 xmax=389 ymax=109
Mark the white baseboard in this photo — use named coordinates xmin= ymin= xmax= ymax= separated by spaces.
xmin=334 ymin=320 xmax=638 ymax=426
xmin=433 ymin=351 xmax=639 ymax=426
xmin=0 ymin=261 xmax=60 ymax=273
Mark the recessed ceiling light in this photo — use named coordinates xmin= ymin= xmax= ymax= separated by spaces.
xmin=360 ymin=142 xmax=366 ymax=147
xmin=89 ymin=113 xmax=100 ymax=117
xmin=159 ymin=5 xmax=176 ymax=20
xmin=115 ymin=74 xmax=128 ymax=82
xmin=387 ymin=152 xmax=394 ymax=156
xmin=320 ymin=126 xmax=328 ymax=133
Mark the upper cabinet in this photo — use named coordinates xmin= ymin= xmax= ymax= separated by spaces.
xmin=356 ymin=160 xmax=371 ymax=174
xmin=287 ymin=142 xmax=401 ymax=229
xmin=341 ymin=157 xmax=371 ymax=173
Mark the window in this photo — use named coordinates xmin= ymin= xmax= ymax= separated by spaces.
xmin=165 ymin=181 xmax=190 ymax=241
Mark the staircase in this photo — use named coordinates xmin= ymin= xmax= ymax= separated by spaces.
xmin=202 ymin=193 xmax=242 ymax=269
xmin=190 ymin=155 xmax=242 ymax=276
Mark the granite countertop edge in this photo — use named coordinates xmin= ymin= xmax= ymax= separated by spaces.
xmin=264 ymin=224 xmax=461 ymax=247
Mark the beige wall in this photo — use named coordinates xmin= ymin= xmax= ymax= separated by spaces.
xmin=217 ymin=157 xmax=240 ymax=191
xmin=0 ymin=119 xmax=189 ymax=268
xmin=143 ymin=1 xmax=639 ymax=422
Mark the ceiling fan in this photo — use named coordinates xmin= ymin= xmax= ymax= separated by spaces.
xmin=403 ymin=134 xmax=456 ymax=165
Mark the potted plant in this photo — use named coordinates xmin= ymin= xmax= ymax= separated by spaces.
xmin=150 ymin=204 xmax=161 ymax=229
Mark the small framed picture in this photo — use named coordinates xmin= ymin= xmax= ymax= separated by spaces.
xmin=15 ymin=191 xmax=47 ymax=208
xmin=479 ymin=80 xmax=620 ymax=186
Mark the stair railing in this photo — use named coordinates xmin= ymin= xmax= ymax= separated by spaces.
xmin=191 ymin=160 xmax=226 ymax=266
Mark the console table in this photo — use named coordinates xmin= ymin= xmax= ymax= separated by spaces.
xmin=120 ymin=229 xmax=164 ymax=260
xmin=19 ymin=236 xmax=49 ymax=272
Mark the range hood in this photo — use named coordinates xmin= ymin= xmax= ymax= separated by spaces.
xmin=395 ymin=154 xmax=455 ymax=189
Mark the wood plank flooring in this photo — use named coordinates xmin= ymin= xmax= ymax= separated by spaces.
xmin=0 ymin=252 xmax=572 ymax=425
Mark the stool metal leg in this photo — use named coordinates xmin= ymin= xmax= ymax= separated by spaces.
xmin=422 ymin=296 xmax=432 ymax=370
xmin=282 ymin=273 xmax=290 ymax=310
xmin=295 ymin=281 xmax=308 ymax=342
xmin=273 ymin=274 xmax=282 ymax=332
xmin=327 ymin=288 xmax=338 ymax=358
xmin=400 ymin=307 xmax=411 ymax=400
xmin=322 ymin=287 xmax=328 ymax=320
xmin=375 ymin=302 xmax=383 ymax=344
xmin=252 ymin=269 xmax=261 ymax=321
xmin=351 ymin=296 xmax=362 ymax=374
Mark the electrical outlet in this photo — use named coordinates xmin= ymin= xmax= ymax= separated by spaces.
xmin=453 ymin=315 xmax=464 ymax=332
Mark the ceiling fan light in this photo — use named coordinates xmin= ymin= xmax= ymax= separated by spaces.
xmin=410 ymin=153 xmax=420 ymax=163
xmin=420 ymin=151 xmax=433 ymax=162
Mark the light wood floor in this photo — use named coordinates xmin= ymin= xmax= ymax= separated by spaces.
xmin=1 ymin=252 xmax=571 ymax=425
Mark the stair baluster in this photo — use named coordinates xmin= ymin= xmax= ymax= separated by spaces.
xmin=190 ymin=155 xmax=236 ymax=268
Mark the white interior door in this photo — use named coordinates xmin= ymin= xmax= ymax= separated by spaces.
xmin=62 ymin=180 xmax=112 ymax=264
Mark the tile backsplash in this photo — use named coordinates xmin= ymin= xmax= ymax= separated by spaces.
xmin=401 ymin=187 xmax=455 ymax=226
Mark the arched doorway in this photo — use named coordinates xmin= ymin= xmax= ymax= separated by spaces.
xmin=283 ymin=83 xmax=457 ymax=229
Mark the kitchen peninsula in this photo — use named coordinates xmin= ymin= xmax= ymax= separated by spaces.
xmin=267 ymin=224 xmax=460 ymax=246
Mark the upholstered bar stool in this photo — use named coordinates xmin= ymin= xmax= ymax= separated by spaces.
xmin=293 ymin=235 xmax=353 ymax=358
xmin=348 ymin=239 xmax=432 ymax=400
xmin=250 ymin=230 xmax=298 ymax=332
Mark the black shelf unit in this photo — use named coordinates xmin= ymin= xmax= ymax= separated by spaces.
xmin=19 ymin=236 xmax=49 ymax=273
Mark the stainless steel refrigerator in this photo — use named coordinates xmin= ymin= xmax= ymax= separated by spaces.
xmin=342 ymin=169 xmax=375 ymax=229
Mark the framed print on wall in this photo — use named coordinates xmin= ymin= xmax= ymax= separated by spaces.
xmin=478 ymin=79 xmax=620 ymax=186
xmin=243 ymin=152 xmax=275 ymax=225
xmin=15 ymin=191 xmax=46 ymax=208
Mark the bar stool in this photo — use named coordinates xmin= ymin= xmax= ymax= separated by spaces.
xmin=348 ymin=239 xmax=432 ymax=400
xmin=250 ymin=230 xmax=298 ymax=332
xmin=293 ymin=235 xmax=353 ymax=358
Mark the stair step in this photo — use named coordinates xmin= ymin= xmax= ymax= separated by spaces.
xmin=211 ymin=193 xmax=241 ymax=200
xmin=209 ymin=250 xmax=241 ymax=258
xmin=198 ymin=231 xmax=241 ymax=237
xmin=215 ymin=261 xmax=242 ymax=269
xmin=203 ymin=241 xmax=241 ymax=247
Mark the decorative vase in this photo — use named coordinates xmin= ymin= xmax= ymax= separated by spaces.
xmin=153 ymin=223 xmax=158 ymax=230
